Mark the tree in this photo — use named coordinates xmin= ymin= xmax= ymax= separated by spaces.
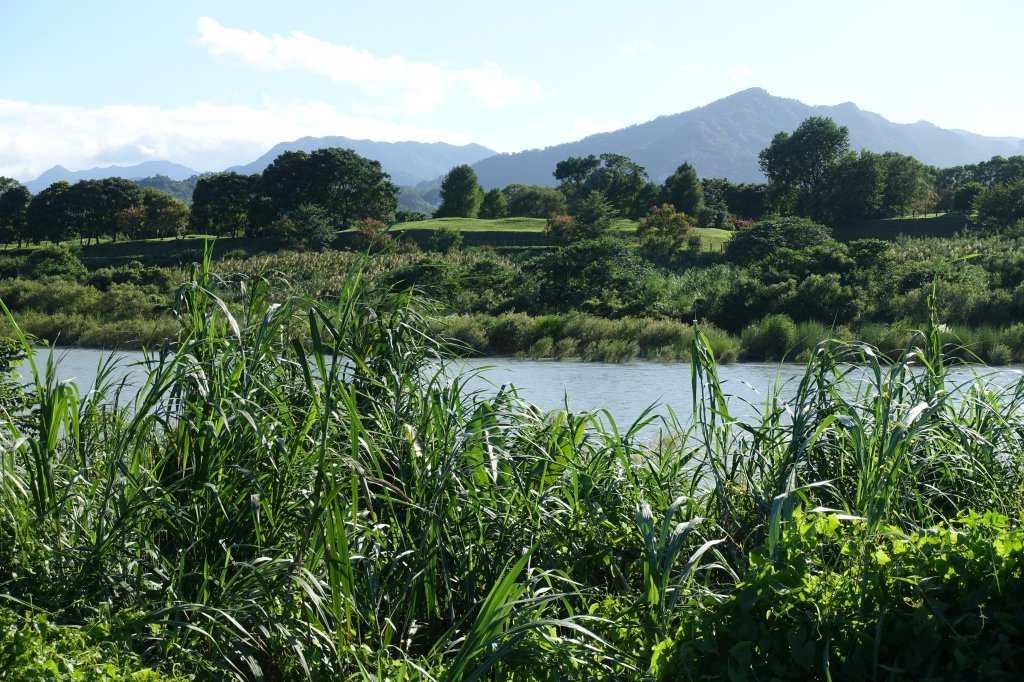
xmin=142 ymin=188 xmax=190 ymax=238
xmin=807 ymin=151 xmax=885 ymax=225
xmin=724 ymin=216 xmax=833 ymax=265
xmin=951 ymin=182 xmax=985 ymax=213
xmin=478 ymin=188 xmax=508 ymax=219
xmin=26 ymin=181 xmax=74 ymax=243
xmin=974 ymin=180 xmax=1024 ymax=232
xmin=879 ymin=152 xmax=934 ymax=216
xmin=573 ymin=190 xmax=616 ymax=238
xmin=58 ymin=178 xmax=144 ymax=244
xmin=758 ymin=117 xmax=850 ymax=215
xmin=636 ymin=204 xmax=697 ymax=261
xmin=256 ymin=148 xmax=398 ymax=230
xmin=587 ymin=153 xmax=656 ymax=219
xmin=662 ymin=163 xmax=704 ymax=217
xmin=544 ymin=214 xmax=578 ymax=245
xmin=273 ymin=203 xmax=336 ymax=251
xmin=435 ymin=164 xmax=483 ymax=218
xmin=0 ymin=180 xmax=31 ymax=247
xmin=504 ymin=185 xmax=567 ymax=217
xmin=191 ymin=172 xmax=258 ymax=237
xmin=554 ymin=154 xmax=600 ymax=201
xmin=310 ymin=148 xmax=398 ymax=228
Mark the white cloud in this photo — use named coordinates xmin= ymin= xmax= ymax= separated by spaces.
xmin=681 ymin=63 xmax=713 ymax=74
xmin=566 ymin=118 xmax=624 ymax=142
xmin=195 ymin=17 xmax=543 ymax=113
xmin=726 ymin=66 xmax=756 ymax=84
xmin=621 ymin=40 xmax=655 ymax=56
xmin=0 ymin=98 xmax=476 ymax=180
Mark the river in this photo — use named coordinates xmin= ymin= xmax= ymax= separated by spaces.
xmin=23 ymin=348 xmax=1024 ymax=431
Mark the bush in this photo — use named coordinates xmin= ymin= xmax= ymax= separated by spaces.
xmin=0 ymin=607 xmax=183 ymax=681
xmin=741 ymin=313 xmax=798 ymax=360
xmin=654 ymin=511 xmax=1024 ymax=681
xmin=23 ymin=245 xmax=87 ymax=281
xmin=428 ymin=225 xmax=463 ymax=253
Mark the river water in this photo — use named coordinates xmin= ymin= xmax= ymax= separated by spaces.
xmin=25 ymin=348 xmax=1024 ymax=430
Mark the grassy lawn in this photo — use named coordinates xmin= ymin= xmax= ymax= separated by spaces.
xmin=390 ymin=216 xmax=732 ymax=252
xmin=695 ymin=227 xmax=732 ymax=252
xmin=392 ymin=217 xmax=547 ymax=232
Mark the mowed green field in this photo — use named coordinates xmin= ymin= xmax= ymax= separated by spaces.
xmin=392 ymin=217 xmax=732 ymax=251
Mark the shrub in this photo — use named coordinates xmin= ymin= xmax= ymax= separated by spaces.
xmin=429 ymin=225 xmax=463 ymax=253
xmin=23 ymin=244 xmax=87 ymax=281
xmin=740 ymin=313 xmax=798 ymax=360
xmin=654 ymin=511 xmax=1024 ymax=681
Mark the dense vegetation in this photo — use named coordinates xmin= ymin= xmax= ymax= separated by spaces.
xmin=2 ymin=251 xmax=1024 ymax=678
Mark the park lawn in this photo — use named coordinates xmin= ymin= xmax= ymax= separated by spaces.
xmin=695 ymin=227 xmax=732 ymax=252
xmin=392 ymin=217 xmax=639 ymax=233
xmin=392 ymin=217 xmax=547 ymax=232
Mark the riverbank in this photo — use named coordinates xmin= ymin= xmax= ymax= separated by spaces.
xmin=3 ymin=257 xmax=1024 ymax=679
xmin=8 ymin=307 xmax=1024 ymax=367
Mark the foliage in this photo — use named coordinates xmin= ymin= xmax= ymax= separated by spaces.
xmin=23 ymin=244 xmax=88 ymax=281
xmin=974 ymin=179 xmax=1024 ymax=232
xmin=636 ymin=203 xmax=697 ymax=261
xmin=190 ymin=172 xmax=257 ymax=238
xmin=759 ymin=116 xmax=850 ymax=216
xmin=256 ymin=148 xmax=399 ymax=230
xmin=661 ymin=163 xmax=704 ymax=218
xmin=435 ymin=164 xmax=484 ymax=218
xmin=573 ymin=190 xmax=617 ymax=238
xmin=478 ymin=187 xmax=508 ymax=219
xmin=503 ymin=184 xmax=568 ymax=218
xmin=724 ymin=216 xmax=833 ymax=265
xmin=655 ymin=511 xmax=1024 ymax=680
xmin=273 ymin=202 xmax=336 ymax=251
xmin=5 ymin=248 xmax=1024 ymax=678
xmin=428 ymin=224 xmax=463 ymax=253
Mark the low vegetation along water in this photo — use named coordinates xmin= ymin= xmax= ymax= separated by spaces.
xmin=2 ymin=256 xmax=1024 ymax=679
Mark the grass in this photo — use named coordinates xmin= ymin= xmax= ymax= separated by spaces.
xmin=692 ymin=227 xmax=732 ymax=252
xmin=2 ymin=250 xmax=1024 ymax=679
xmin=392 ymin=216 xmax=549 ymax=232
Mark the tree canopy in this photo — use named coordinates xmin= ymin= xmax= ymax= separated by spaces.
xmin=435 ymin=164 xmax=483 ymax=218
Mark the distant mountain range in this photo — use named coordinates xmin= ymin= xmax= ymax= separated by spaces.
xmin=25 ymin=161 xmax=199 ymax=193
xmin=225 ymin=136 xmax=496 ymax=186
xmin=470 ymin=88 xmax=1024 ymax=188
xmin=22 ymin=89 xmax=1024 ymax=197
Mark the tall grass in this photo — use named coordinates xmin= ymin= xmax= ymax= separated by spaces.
xmin=2 ymin=249 xmax=1024 ymax=679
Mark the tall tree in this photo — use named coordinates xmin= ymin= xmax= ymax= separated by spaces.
xmin=758 ymin=117 xmax=850 ymax=215
xmin=573 ymin=190 xmax=616 ymax=238
xmin=142 ymin=188 xmax=191 ymax=238
xmin=478 ymin=187 xmax=508 ymax=219
xmin=554 ymin=154 xmax=600 ymax=202
xmin=26 ymin=181 xmax=74 ymax=243
xmin=0 ymin=180 xmax=31 ymax=247
xmin=192 ymin=172 xmax=258 ymax=237
xmin=257 ymin=148 xmax=397 ymax=229
xmin=879 ymin=152 xmax=934 ymax=216
xmin=435 ymin=164 xmax=483 ymax=218
xmin=503 ymin=185 xmax=567 ymax=218
xmin=661 ymin=162 xmax=704 ymax=217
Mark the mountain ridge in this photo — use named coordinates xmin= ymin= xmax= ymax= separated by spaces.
xmin=20 ymin=89 xmax=1023 ymax=194
xmin=469 ymin=87 xmax=1024 ymax=188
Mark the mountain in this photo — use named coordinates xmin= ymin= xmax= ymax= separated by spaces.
xmin=470 ymin=88 xmax=1024 ymax=188
xmin=226 ymin=136 xmax=497 ymax=186
xmin=25 ymin=161 xmax=199 ymax=193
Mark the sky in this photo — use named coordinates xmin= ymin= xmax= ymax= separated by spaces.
xmin=1 ymin=0 xmax=1022 ymax=181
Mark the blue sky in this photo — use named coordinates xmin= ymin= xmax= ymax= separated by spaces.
xmin=2 ymin=1 xmax=1022 ymax=180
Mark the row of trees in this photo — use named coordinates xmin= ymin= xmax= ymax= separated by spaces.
xmin=0 ymin=147 xmax=399 ymax=250
xmin=759 ymin=116 xmax=1024 ymax=229
xmin=190 ymin=148 xmax=398 ymax=243
xmin=0 ymin=177 xmax=190 ymax=247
